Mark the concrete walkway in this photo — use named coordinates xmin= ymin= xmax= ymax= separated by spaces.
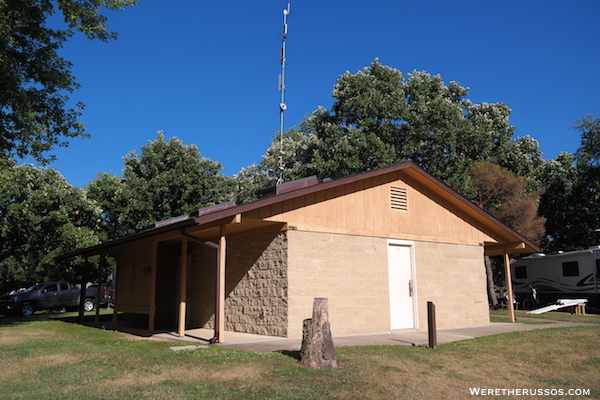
xmin=143 ymin=318 xmax=595 ymax=354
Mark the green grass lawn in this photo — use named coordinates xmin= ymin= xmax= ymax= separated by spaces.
xmin=0 ymin=311 xmax=598 ymax=399
xmin=489 ymin=316 xmax=553 ymax=324
xmin=490 ymin=309 xmax=600 ymax=324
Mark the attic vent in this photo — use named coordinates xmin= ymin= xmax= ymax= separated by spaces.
xmin=390 ymin=187 xmax=408 ymax=211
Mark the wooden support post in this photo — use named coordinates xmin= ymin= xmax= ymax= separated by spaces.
xmin=178 ymin=237 xmax=188 ymax=337
xmin=148 ymin=241 xmax=158 ymax=333
xmin=427 ymin=301 xmax=437 ymax=349
xmin=112 ymin=256 xmax=119 ymax=329
xmin=215 ymin=225 xmax=227 ymax=343
xmin=503 ymin=252 xmax=516 ymax=323
xmin=95 ymin=254 xmax=105 ymax=325
xmin=78 ymin=259 xmax=89 ymax=324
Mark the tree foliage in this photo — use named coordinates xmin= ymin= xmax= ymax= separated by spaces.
xmin=85 ymin=171 xmax=127 ymax=240
xmin=0 ymin=163 xmax=100 ymax=292
xmin=260 ymin=60 xmax=518 ymax=196
xmin=88 ymin=132 xmax=236 ymax=234
xmin=539 ymin=115 xmax=600 ymax=250
xmin=232 ymin=164 xmax=275 ymax=205
xmin=233 ymin=126 xmax=321 ymax=203
xmin=470 ymin=161 xmax=546 ymax=304
xmin=494 ymin=136 xmax=546 ymax=193
xmin=469 ymin=162 xmax=546 ymax=244
xmin=574 ymin=115 xmax=600 ymax=168
xmin=573 ymin=116 xmax=600 ymax=244
xmin=0 ymin=0 xmax=137 ymax=164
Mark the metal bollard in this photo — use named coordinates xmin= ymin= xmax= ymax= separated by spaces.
xmin=427 ymin=301 xmax=437 ymax=349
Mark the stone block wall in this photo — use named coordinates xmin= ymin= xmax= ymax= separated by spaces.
xmin=187 ymin=231 xmax=289 ymax=337
xmin=186 ymin=243 xmax=216 ymax=329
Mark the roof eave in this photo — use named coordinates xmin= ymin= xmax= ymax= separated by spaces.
xmin=59 ymin=161 xmax=541 ymax=260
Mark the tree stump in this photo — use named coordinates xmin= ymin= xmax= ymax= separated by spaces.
xmin=300 ymin=298 xmax=338 ymax=369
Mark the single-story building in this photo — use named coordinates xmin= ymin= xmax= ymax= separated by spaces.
xmin=65 ymin=162 xmax=538 ymax=342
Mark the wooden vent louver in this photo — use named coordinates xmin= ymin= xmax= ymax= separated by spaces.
xmin=390 ymin=187 xmax=408 ymax=211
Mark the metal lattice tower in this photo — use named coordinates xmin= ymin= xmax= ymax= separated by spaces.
xmin=277 ymin=3 xmax=291 ymax=184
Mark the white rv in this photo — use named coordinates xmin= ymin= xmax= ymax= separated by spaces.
xmin=511 ymin=246 xmax=600 ymax=309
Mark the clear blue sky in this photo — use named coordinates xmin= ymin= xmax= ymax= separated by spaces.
xmin=41 ymin=0 xmax=599 ymax=187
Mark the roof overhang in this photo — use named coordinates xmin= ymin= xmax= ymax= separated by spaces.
xmin=483 ymin=241 xmax=532 ymax=256
xmin=59 ymin=161 xmax=540 ymax=260
xmin=59 ymin=212 xmax=286 ymax=260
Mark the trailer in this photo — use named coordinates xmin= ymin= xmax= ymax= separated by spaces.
xmin=511 ymin=245 xmax=600 ymax=309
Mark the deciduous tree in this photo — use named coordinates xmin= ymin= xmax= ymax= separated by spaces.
xmin=259 ymin=60 xmax=517 ymax=195
xmin=88 ymin=132 xmax=236 ymax=235
xmin=540 ymin=116 xmax=600 ymax=250
xmin=574 ymin=115 xmax=600 ymax=167
xmin=85 ymin=172 xmax=127 ymax=240
xmin=495 ymin=136 xmax=546 ymax=193
xmin=0 ymin=0 xmax=137 ymax=164
xmin=469 ymin=162 xmax=546 ymax=244
xmin=469 ymin=161 xmax=546 ymax=307
xmin=233 ymin=164 xmax=275 ymax=205
xmin=0 ymin=163 xmax=100 ymax=292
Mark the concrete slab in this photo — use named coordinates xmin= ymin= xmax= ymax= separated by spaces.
xmin=153 ymin=328 xmax=288 ymax=345
xmin=148 ymin=319 xmax=595 ymax=354
xmin=169 ymin=344 xmax=209 ymax=351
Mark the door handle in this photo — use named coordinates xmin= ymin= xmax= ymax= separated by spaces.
xmin=408 ymin=280 xmax=413 ymax=297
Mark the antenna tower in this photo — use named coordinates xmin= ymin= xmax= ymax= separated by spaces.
xmin=277 ymin=3 xmax=291 ymax=184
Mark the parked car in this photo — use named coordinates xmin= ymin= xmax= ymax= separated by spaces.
xmin=0 ymin=281 xmax=100 ymax=316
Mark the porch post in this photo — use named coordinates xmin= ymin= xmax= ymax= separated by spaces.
xmin=78 ymin=258 xmax=89 ymax=324
xmin=95 ymin=254 xmax=105 ymax=324
xmin=148 ymin=241 xmax=158 ymax=333
xmin=503 ymin=252 xmax=516 ymax=323
xmin=178 ymin=237 xmax=188 ymax=337
xmin=112 ymin=253 xmax=119 ymax=329
xmin=215 ymin=225 xmax=226 ymax=343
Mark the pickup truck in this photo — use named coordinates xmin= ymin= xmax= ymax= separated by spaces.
xmin=0 ymin=281 xmax=100 ymax=317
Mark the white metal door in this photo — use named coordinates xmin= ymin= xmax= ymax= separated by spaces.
xmin=388 ymin=243 xmax=415 ymax=330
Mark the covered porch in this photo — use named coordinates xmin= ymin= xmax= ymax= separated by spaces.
xmin=67 ymin=203 xmax=288 ymax=343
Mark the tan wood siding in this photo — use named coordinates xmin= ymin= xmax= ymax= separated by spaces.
xmin=116 ymin=244 xmax=153 ymax=309
xmin=244 ymin=170 xmax=498 ymax=246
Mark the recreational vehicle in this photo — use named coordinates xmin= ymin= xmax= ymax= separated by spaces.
xmin=511 ymin=246 xmax=600 ymax=309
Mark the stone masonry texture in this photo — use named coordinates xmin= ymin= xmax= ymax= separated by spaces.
xmin=187 ymin=231 xmax=289 ymax=337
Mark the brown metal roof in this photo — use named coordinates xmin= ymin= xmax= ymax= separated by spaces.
xmin=60 ymin=161 xmax=540 ymax=259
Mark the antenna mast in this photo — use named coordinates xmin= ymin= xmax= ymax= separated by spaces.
xmin=277 ymin=3 xmax=291 ymax=184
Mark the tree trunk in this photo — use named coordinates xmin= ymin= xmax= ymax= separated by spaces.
xmin=300 ymin=298 xmax=338 ymax=369
xmin=485 ymin=256 xmax=498 ymax=308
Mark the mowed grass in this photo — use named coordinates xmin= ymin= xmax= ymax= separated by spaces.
xmin=489 ymin=315 xmax=553 ymax=324
xmin=490 ymin=309 xmax=600 ymax=324
xmin=0 ymin=312 xmax=599 ymax=400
